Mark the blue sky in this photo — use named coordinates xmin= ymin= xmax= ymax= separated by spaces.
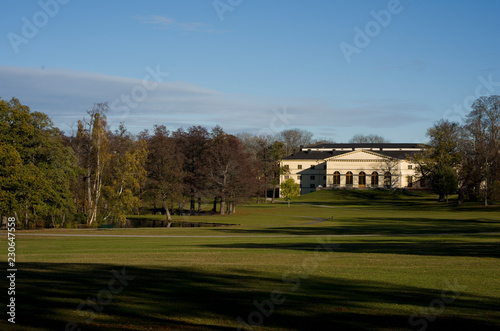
xmin=1 ymin=0 xmax=500 ymax=142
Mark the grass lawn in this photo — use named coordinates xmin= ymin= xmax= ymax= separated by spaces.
xmin=1 ymin=190 xmax=500 ymax=330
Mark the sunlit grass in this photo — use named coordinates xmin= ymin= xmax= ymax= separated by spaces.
xmin=2 ymin=190 xmax=500 ymax=330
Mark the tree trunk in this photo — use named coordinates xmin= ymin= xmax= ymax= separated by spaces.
xmin=438 ymin=193 xmax=445 ymax=202
xmin=232 ymin=204 xmax=236 ymax=214
xmin=457 ymin=172 xmax=472 ymax=205
xmin=25 ymin=203 xmax=29 ymax=228
xmin=287 ymin=200 xmax=290 ymax=207
xmin=263 ymin=187 xmax=267 ymax=203
xmin=457 ymin=189 xmax=465 ymax=205
xmin=212 ymin=197 xmax=217 ymax=213
xmin=164 ymin=202 xmax=172 ymax=222
xmin=220 ymin=198 xmax=225 ymax=215
xmin=190 ymin=193 xmax=195 ymax=214
xmin=197 ymin=197 xmax=202 ymax=213
xmin=272 ymin=185 xmax=276 ymax=203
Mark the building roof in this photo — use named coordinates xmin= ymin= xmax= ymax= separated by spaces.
xmin=282 ymin=150 xmax=344 ymax=160
xmin=303 ymin=143 xmax=424 ymax=149
xmin=282 ymin=143 xmax=424 ymax=161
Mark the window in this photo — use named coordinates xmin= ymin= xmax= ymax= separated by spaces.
xmin=310 ymin=175 xmax=315 ymax=180
xmin=310 ymin=184 xmax=315 ymax=188
xmin=298 ymin=175 xmax=302 ymax=180
xmin=408 ymin=165 xmax=413 ymax=170
xmin=384 ymin=172 xmax=391 ymax=187
xmin=346 ymin=171 xmax=353 ymax=185
xmin=310 ymin=165 xmax=315 ymax=169
xmin=371 ymin=172 xmax=379 ymax=186
xmin=407 ymin=176 xmax=413 ymax=188
xmin=284 ymin=175 xmax=289 ymax=180
xmin=359 ymin=172 xmax=366 ymax=186
xmin=333 ymin=171 xmax=340 ymax=185
xmin=297 ymin=165 xmax=302 ymax=169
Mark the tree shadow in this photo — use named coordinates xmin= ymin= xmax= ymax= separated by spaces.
xmin=6 ymin=263 xmax=500 ymax=330
xmin=212 ymin=216 xmax=500 ymax=237
xmin=203 ymin=238 xmax=500 ymax=259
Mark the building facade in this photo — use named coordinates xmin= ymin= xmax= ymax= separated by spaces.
xmin=280 ymin=143 xmax=426 ymax=195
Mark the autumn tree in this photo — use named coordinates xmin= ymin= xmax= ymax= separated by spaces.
xmin=277 ymin=128 xmax=313 ymax=155
xmin=207 ymin=127 xmax=257 ymax=215
xmin=101 ymin=124 xmax=147 ymax=225
xmin=143 ymin=125 xmax=184 ymax=222
xmin=237 ymin=133 xmax=279 ymax=203
xmin=71 ymin=103 xmax=111 ymax=225
xmin=268 ymin=141 xmax=287 ymax=203
xmin=174 ymin=126 xmax=210 ymax=214
xmin=280 ymin=178 xmax=300 ymax=207
xmin=463 ymin=95 xmax=500 ymax=205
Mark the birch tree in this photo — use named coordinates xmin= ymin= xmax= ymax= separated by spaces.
xmin=72 ymin=103 xmax=111 ymax=225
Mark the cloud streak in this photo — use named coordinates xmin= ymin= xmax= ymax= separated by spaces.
xmin=0 ymin=66 xmax=431 ymax=139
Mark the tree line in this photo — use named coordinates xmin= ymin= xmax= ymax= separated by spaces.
xmin=2 ymin=95 xmax=498 ymax=228
xmin=0 ymin=98 xmax=322 ymax=228
xmin=412 ymin=95 xmax=500 ymax=205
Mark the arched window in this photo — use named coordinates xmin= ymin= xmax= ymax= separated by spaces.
xmin=384 ymin=172 xmax=391 ymax=187
xmin=333 ymin=171 xmax=340 ymax=185
xmin=346 ymin=171 xmax=353 ymax=185
xmin=359 ymin=172 xmax=366 ymax=187
xmin=371 ymin=171 xmax=379 ymax=186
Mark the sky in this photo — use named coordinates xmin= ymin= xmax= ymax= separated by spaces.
xmin=1 ymin=0 xmax=500 ymax=143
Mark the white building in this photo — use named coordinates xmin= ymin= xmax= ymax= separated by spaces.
xmin=280 ymin=143 xmax=427 ymax=195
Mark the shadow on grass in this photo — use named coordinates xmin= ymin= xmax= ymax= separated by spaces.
xmin=6 ymin=263 xmax=500 ymax=330
xmin=293 ymin=190 xmax=500 ymax=212
xmin=214 ymin=216 xmax=500 ymax=237
xmin=203 ymin=239 xmax=500 ymax=259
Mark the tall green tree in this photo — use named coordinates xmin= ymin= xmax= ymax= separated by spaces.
xmin=430 ymin=165 xmax=458 ymax=203
xmin=412 ymin=119 xmax=461 ymax=201
xmin=0 ymin=98 xmax=77 ymax=227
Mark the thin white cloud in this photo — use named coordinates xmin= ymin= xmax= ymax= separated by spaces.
xmin=134 ymin=15 xmax=217 ymax=33
xmin=0 ymin=66 xmax=433 ymax=140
